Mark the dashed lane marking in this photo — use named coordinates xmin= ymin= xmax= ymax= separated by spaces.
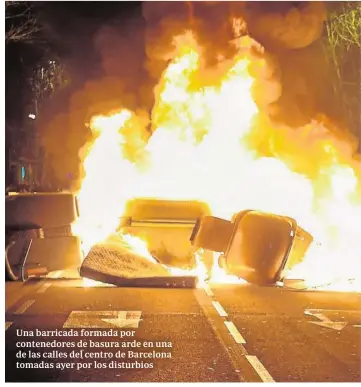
xmin=204 ymin=286 xmax=214 ymax=297
xmin=14 ymin=300 xmax=35 ymax=315
xmin=36 ymin=282 xmax=52 ymax=294
xmin=224 ymin=321 xmax=246 ymax=344
xmin=246 ymin=355 xmax=275 ymax=383
xmin=194 ymin=291 xmax=248 ymax=381
xmin=5 ymin=322 xmax=13 ymax=330
xmin=195 ymin=290 xmax=276 ymax=382
xmin=212 ymin=300 xmax=228 ymax=317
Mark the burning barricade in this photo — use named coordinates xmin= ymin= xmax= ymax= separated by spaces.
xmin=20 ymin=11 xmax=361 ymax=291
xmin=78 ymin=199 xmax=313 ymax=288
xmin=5 ymin=193 xmax=314 ymax=288
xmin=68 ymin=27 xmax=360 ymax=292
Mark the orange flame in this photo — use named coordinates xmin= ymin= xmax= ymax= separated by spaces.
xmin=73 ymin=31 xmax=361 ymax=291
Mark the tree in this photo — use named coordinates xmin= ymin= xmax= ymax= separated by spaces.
xmin=5 ymin=1 xmax=41 ymax=43
xmin=5 ymin=1 xmax=70 ymax=188
xmin=6 ymin=2 xmax=70 ymax=114
xmin=323 ymin=1 xmax=361 ymax=138
xmin=29 ymin=58 xmax=69 ymax=115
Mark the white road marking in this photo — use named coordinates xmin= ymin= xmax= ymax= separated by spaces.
xmin=353 ymin=325 xmax=361 ymax=328
xmin=63 ymin=311 xmax=142 ymax=329
xmin=14 ymin=300 xmax=35 ymax=315
xmin=224 ymin=321 xmax=246 ymax=344
xmin=212 ymin=300 xmax=228 ymax=317
xmin=36 ymin=282 xmax=52 ymax=294
xmin=5 ymin=322 xmax=13 ymax=330
xmin=204 ymin=286 xmax=214 ymax=297
xmin=305 ymin=309 xmax=361 ymax=315
xmin=310 ymin=320 xmax=348 ymax=331
xmin=305 ymin=310 xmax=348 ymax=331
xmin=246 ymin=355 xmax=275 ymax=383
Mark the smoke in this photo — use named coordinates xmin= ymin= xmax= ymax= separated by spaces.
xmin=38 ymin=9 xmax=149 ymax=190
xmin=141 ymin=1 xmax=360 ymax=193
xmin=39 ymin=73 xmax=153 ymax=190
xmin=142 ymin=2 xmax=241 ymax=80
xmin=141 ymin=2 xmax=333 ymax=125
xmin=38 ymin=1 xmax=358 ymax=190
xmin=240 ymin=2 xmax=345 ymax=128
xmin=244 ymin=2 xmax=327 ymax=50
xmin=93 ymin=15 xmax=146 ymax=98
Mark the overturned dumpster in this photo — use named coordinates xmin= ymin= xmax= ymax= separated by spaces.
xmin=79 ymin=199 xmax=210 ymax=288
xmin=78 ymin=198 xmax=313 ymax=287
xmin=191 ymin=210 xmax=313 ymax=285
xmin=119 ymin=198 xmax=212 ymax=269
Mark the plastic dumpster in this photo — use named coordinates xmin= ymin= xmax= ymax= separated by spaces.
xmin=5 ymin=192 xmax=82 ymax=280
xmin=191 ymin=210 xmax=313 ymax=285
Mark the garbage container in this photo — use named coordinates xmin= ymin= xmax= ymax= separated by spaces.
xmin=190 ymin=210 xmax=313 ymax=285
xmin=119 ymin=198 xmax=212 ymax=269
xmin=221 ymin=210 xmax=313 ymax=285
xmin=5 ymin=192 xmax=82 ymax=280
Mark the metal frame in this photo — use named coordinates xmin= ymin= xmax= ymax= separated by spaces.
xmin=5 ymin=237 xmax=33 ymax=282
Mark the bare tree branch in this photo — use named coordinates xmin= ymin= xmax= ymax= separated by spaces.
xmin=6 ymin=20 xmax=41 ymax=43
xmin=322 ymin=1 xmax=361 ymax=135
xmin=5 ymin=1 xmax=41 ymax=43
xmin=326 ymin=2 xmax=361 ymax=50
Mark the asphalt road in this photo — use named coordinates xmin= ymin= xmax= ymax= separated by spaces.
xmin=5 ymin=272 xmax=361 ymax=382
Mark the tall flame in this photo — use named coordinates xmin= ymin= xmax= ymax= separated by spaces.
xmin=73 ymin=31 xmax=361 ymax=291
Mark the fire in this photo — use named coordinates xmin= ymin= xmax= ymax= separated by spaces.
xmin=73 ymin=30 xmax=361 ymax=292
xmin=72 ymin=109 xmax=135 ymax=255
xmin=120 ymin=234 xmax=159 ymax=264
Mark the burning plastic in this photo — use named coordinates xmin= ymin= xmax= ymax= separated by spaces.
xmin=71 ymin=27 xmax=361 ymax=292
xmin=191 ymin=211 xmax=313 ymax=286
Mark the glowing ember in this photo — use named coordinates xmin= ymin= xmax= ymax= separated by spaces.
xmin=73 ymin=30 xmax=361 ymax=292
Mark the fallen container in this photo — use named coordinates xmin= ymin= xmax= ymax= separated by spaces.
xmin=5 ymin=192 xmax=82 ymax=281
xmin=191 ymin=210 xmax=313 ymax=285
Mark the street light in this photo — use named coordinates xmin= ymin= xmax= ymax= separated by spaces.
xmin=28 ymin=114 xmax=36 ymax=120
